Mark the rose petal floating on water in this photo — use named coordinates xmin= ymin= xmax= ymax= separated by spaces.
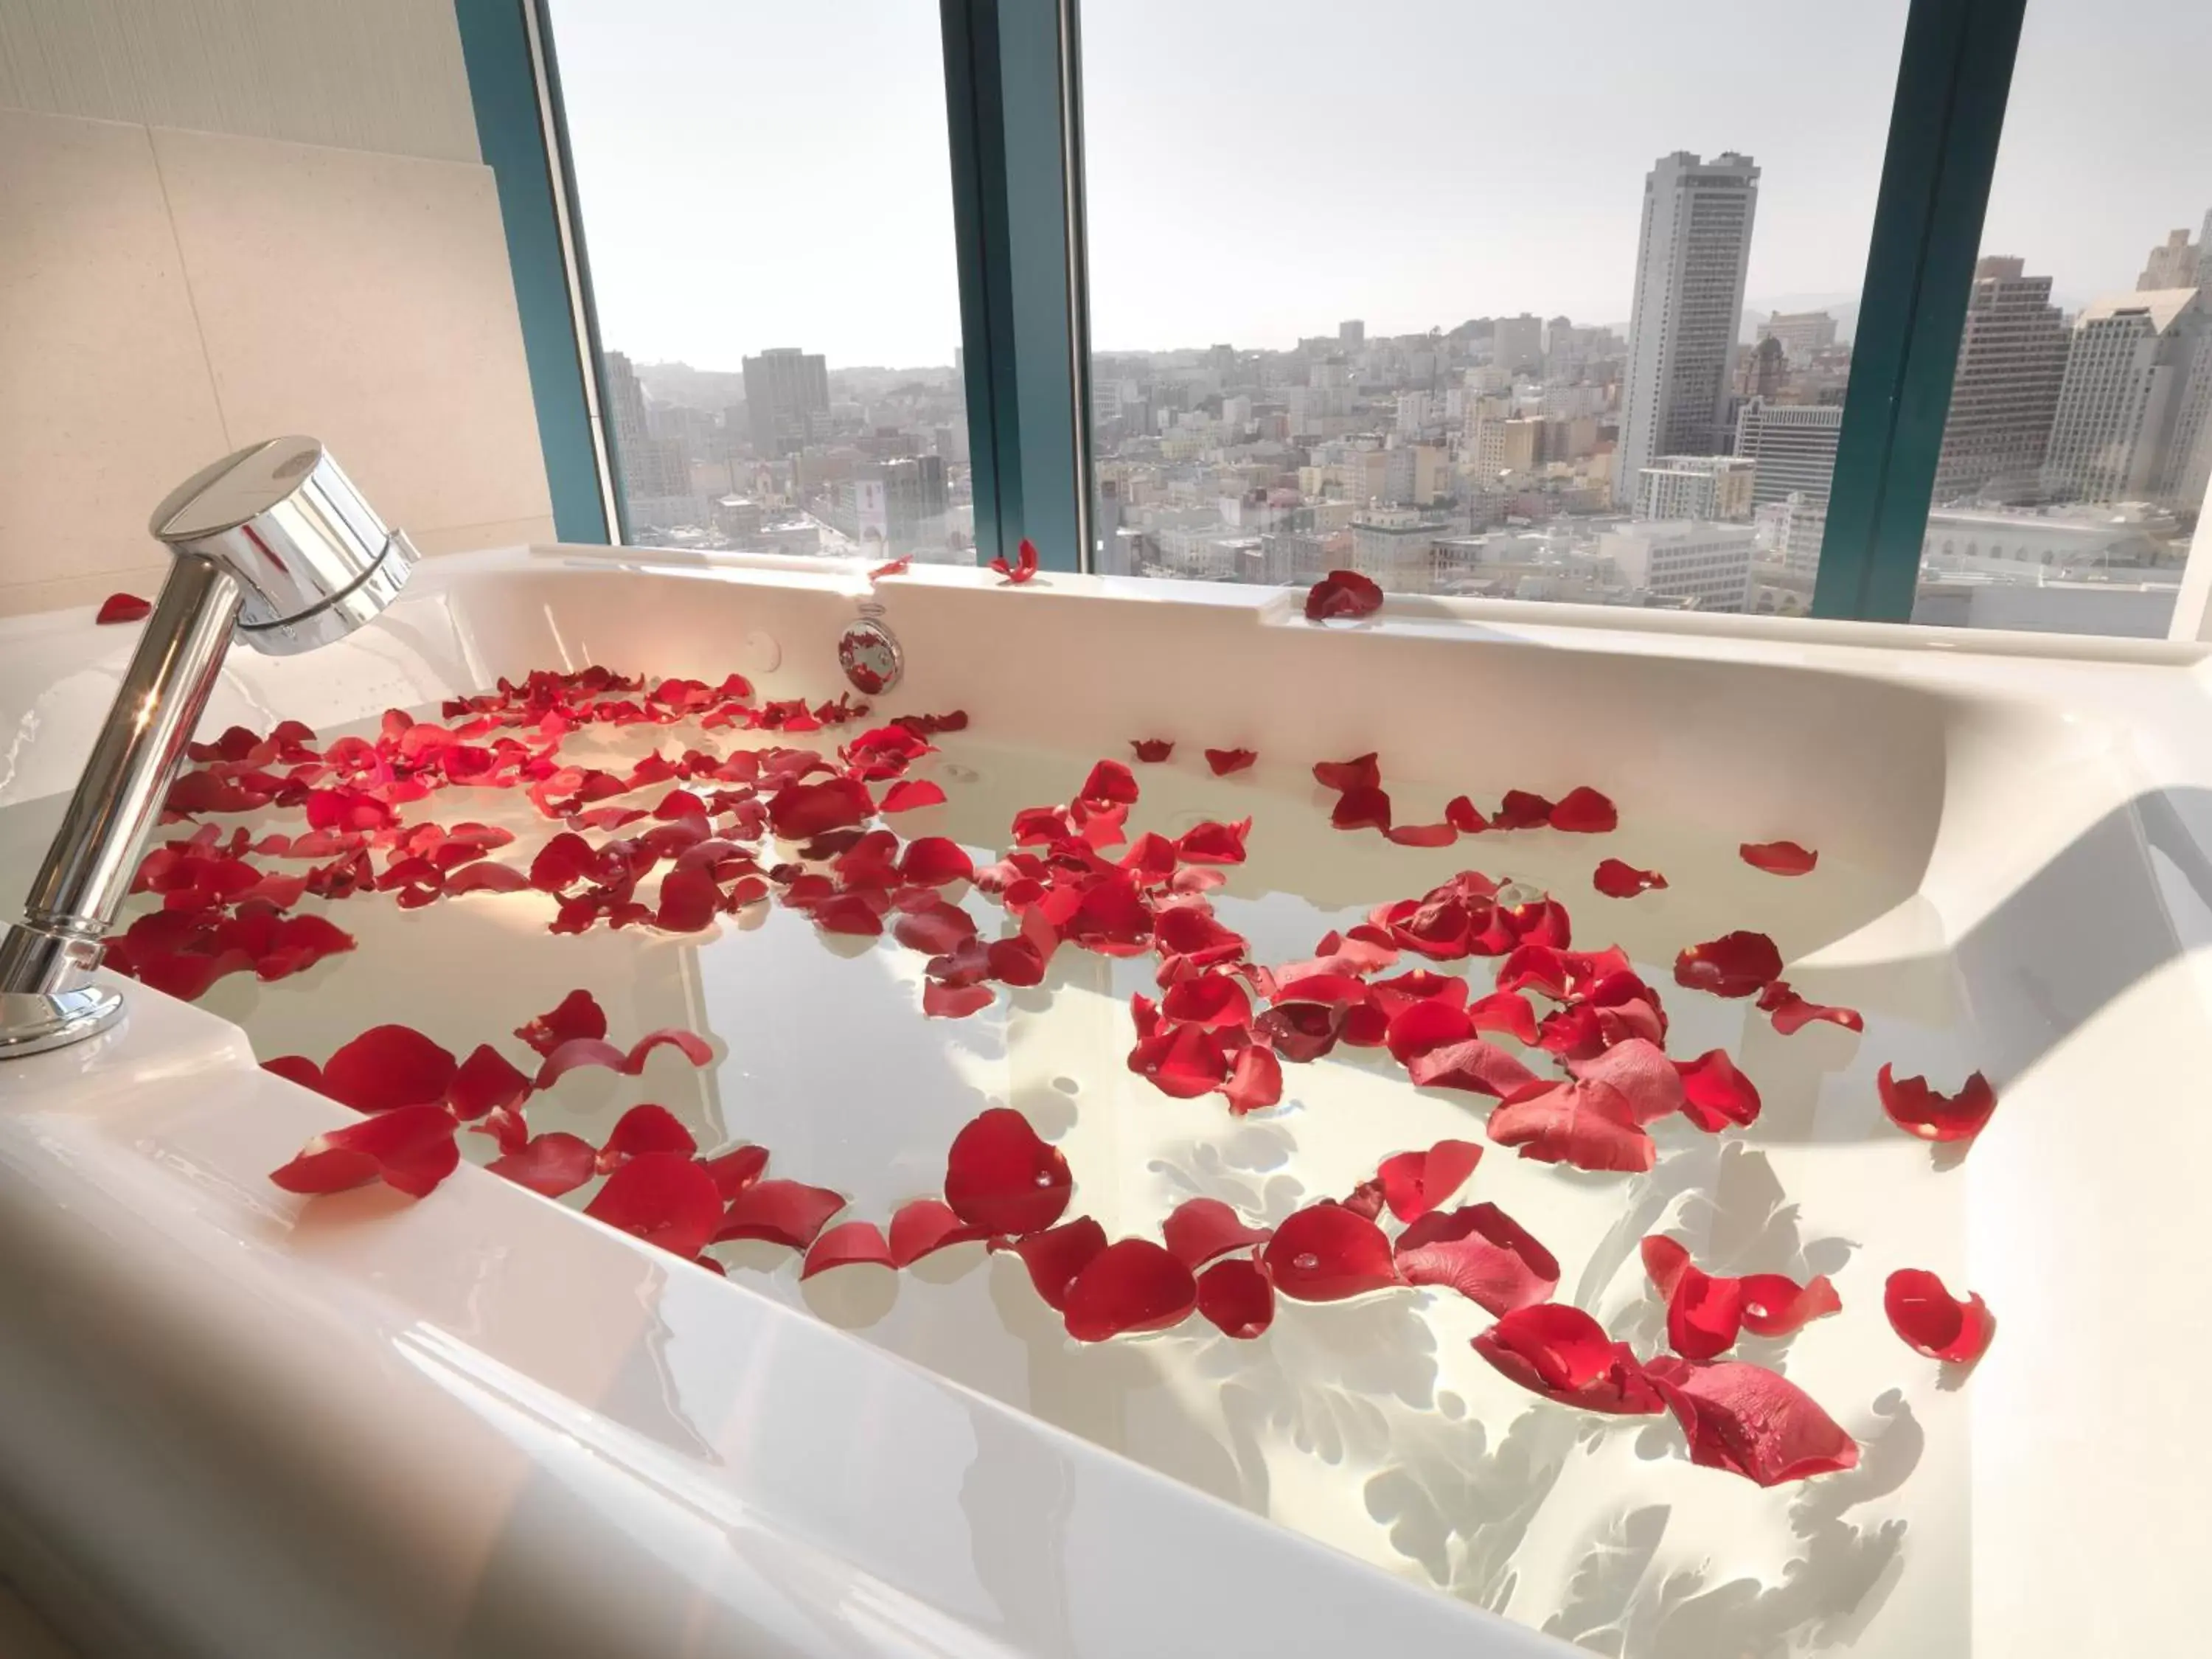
xmin=1385 ymin=821 xmax=1458 ymax=847
xmin=1128 ymin=1022 xmax=1231 ymax=1098
xmin=263 ymin=1054 xmax=326 ymax=1093
xmin=597 ymin=1103 xmax=698 ymax=1172
xmin=1593 ymin=858 xmax=1667 ymax=898
xmin=922 ymin=979 xmax=995 ymax=1019
xmin=319 ymin=1024 xmax=458 ymax=1113
xmin=1758 ymin=980 xmax=1864 ymax=1034
xmin=879 ymin=779 xmax=946 ymax=813
xmin=944 ymin=1108 xmax=1071 ymax=1234
xmin=1312 ymin=753 xmax=1381 ymax=793
xmin=1304 ymin=568 xmax=1384 ymax=622
xmin=585 ymin=1152 xmax=724 ymax=1259
xmin=801 ymin=1220 xmax=897 ymax=1278
xmin=95 ymin=591 xmax=153 ymax=624
xmin=1160 ymin=971 xmax=1251 ymax=1029
xmin=1492 ymin=790 xmax=1555 ymax=830
xmin=442 ymin=862 xmax=531 ymax=896
xmin=1675 ymin=1048 xmax=1762 ymax=1131
xmin=899 ymin=836 xmax=974 ymax=886
xmin=1548 ymin=787 xmax=1618 ymax=833
xmin=1472 ymin=1304 xmax=1664 ymax=1415
xmin=1877 ymin=1064 xmax=1997 ymax=1143
xmin=1001 ymin=1215 xmax=1107 ymax=1310
xmin=515 ymin=988 xmax=606 ymax=1057
xmin=1221 ymin=1042 xmax=1284 ymax=1114
xmin=1405 ymin=1035 xmax=1538 ymax=1099
xmin=894 ymin=901 xmax=977 ymax=958
xmin=1130 ymin=739 xmax=1174 ymax=762
xmin=269 ymin=1104 xmax=461 ymax=1199
xmin=1673 ymin=930 xmax=1784 ymax=998
xmin=1444 ymin=796 xmax=1486 ymax=832
xmin=1740 ymin=840 xmax=1818 ymax=876
xmin=768 ymin=776 xmax=876 ymax=839
xmin=887 ymin=1197 xmax=987 ymax=1267
xmin=1204 ymin=747 xmax=1256 ymax=775
xmin=1375 ymin=1138 xmax=1485 ymax=1222
xmin=448 ymin=1043 xmax=530 ymax=1121
xmin=1330 ymin=787 xmax=1393 ymax=832
xmin=1062 ymin=1239 xmax=1199 ymax=1341
xmin=487 ymin=1131 xmax=597 ymax=1197
xmin=1487 ymin=1078 xmax=1655 ymax=1172
xmin=1263 ymin=1205 xmax=1399 ymax=1302
xmin=1884 ymin=1267 xmax=1994 ymax=1363
xmin=1196 ymin=1258 xmax=1275 ymax=1339
xmin=1161 ymin=1197 xmax=1273 ymax=1269
xmin=1467 ymin=989 xmax=1540 ymax=1046
xmin=713 ymin=1178 xmax=847 ymax=1249
xmin=1175 ymin=818 xmax=1250 ymax=865
xmin=1253 ymin=1000 xmax=1343 ymax=1063
xmin=1567 ymin=1037 xmax=1685 ymax=1125
xmin=1078 ymin=759 xmax=1139 ymax=805
xmin=1644 ymin=1357 xmax=1860 ymax=1486
xmin=1394 ymin=1201 xmax=1559 ymax=1315
xmin=1739 ymin=1271 xmax=1843 ymax=1339
xmin=701 ymin=1144 xmax=770 ymax=1200
xmin=655 ymin=865 xmax=721 ymax=932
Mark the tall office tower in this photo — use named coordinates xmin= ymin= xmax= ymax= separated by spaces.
xmin=603 ymin=350 xmax=653 ymax=473
xmin=2138 ymin=229 xmax=2200 ymax=291
xmin=1339 ymin=319 xmax=1365 ymax=348
xmin=1756 ymin=310 xmax=1838 ymax=363
xmin=1735 ymin=335 xmax=1787 ymax=400
xmin=1616 ymin=152 xmax=1761 ymax=494
xmin=602 ymin=349 xmax=690 ymax=504
xmin=2199 ymin=209 xmax=2212 ymax=289
xmin=1932 ymin=257 xmax=2070 ymax=503
xmin=1733 ymin=397 xmax=1843 ymax=507
xmin=742 ymin=347 xmax=830 ymax=455
xmin=1492 ymin=313 xmax=1543 ymax=375
xmin=2042 ymin=288 xmax=2212 ymax=508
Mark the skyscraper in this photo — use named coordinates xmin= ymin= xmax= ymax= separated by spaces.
xmin=1756 ymin=310 xmax=1838 ymax=363
xmin=2138 ymin=229 xmax=2200 ymax=291
xmin=742 ymin=347 xmax=830 ymax=456
xmin=1615 ymin=152 xmax=1761 ymax=495
xmin=1338 ymin=319 xmax=1365 ymax=348
xmin=2042 ymin=288 xmax=2212 ymax=508
xmin=1933 ymin=256 xmax=2070 ymax=503
xmin=1492 ymin=314 xmax=1543 ymax=375
xmin=1733 ymin=398 xmax=1843 ymax=507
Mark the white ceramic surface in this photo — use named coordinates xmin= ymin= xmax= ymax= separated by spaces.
xmin=0 ymin=550 xmax=2208 ymax=1658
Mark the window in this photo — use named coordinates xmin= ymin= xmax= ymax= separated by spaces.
xmin=1074 ymin=0 xmax=1911 ymax=619
xmin=545 ymin=0 xmax=975 ymax=565
xmin=1911 ymin=0 xmax=2212 ymax=639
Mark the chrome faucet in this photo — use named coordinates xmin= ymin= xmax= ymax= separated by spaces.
xmin=0 ymin=438 xmax=414 ymax=1059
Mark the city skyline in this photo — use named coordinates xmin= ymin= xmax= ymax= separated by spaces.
xmin=552 ymin=0 xmax=2212 ymax=373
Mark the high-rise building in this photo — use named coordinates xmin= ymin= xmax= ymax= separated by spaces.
xmin=1933 ymin=256 xmax=2070 ymax=503
xmin=1616 ymin=152 xmax=1761 ymax=495
xmin=1734 ymin=335 xmax=1787 ymax=400
xmin=1492 ymin=313 xmax=1544 ymax=375
xmin=2042 ymin=288 xmax=2212 ymax=509
xmin=1634 ymin=455 xmax=1756 ymax=521
xmin=602 ymin=349 xmax=693 ymax=511
xmin=742 ymin=347 xmax=830 ymax=455
xmin=2199 ymin=209 xmax=2212 ymax=290
xmin=1733 ymin=397 xmax=1843 ymax=507
xmin=1757 ymin=310 xmax=1838 ymax=363
xmin=2138 ymin=229 xmax=2201 ymax=291
xmin=1598 ymin=520 xmax=1756 ymax=611
xmin=1339 ymin=319 xmax=1366 ymax=348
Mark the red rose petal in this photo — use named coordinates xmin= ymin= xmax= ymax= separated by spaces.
xmin=1487 ymin=1079 xmax=1656 ymax=1172
xmin=1566 ymin=1037 xmax=1685 ymax=1125
xmin=1196 ymin=1257 xmax=1276 ymax=1338
xmin=487 ymin=1131 xmax=597 ymax=1197
xmin=1644 ymin=1357 xmax=1860 ymax=1486
xmin=95 ymin=591 xmax=153 ymax=624
xmin=319 ymin=1024 xmax=459 ymax=1113
xmin=923 ymin=979 xmax=995 ymax=1018
xmin=1445 ymin=796 xmax=1486 ymax=832
xmin=584 ymin=1152 xmax=724 ymax=1259
xmin=1304 ymin=568 xmax=1384 ymax=622
xmin=1175 ymin=818 xmax=1250 ymax=865
xmin=448 ymin=1043 xmax=531 ymax=1121
xmin=1204 ymin=748 xmax=1257 ymax=775
xmin=1468 ymin=989 xmax=1540 ymax=1046
xmin=1740 ymin=840 xmax=1818 ymax=876
xmin=1330 ymin=786 xmax=1393 ymax=832
xmin=1160 ymin=1197 xmax=1273 ymax=1269
xmin=655 ymin=864 xmax=721 ymax=932
xmin=713 ymin=1178 xmax=848 ymax=1249
xmin=1877 ymin=1064 xmax=1997 ymax=1143
xmin=1394 ymin=1202 xmax=1559 ymax=1315
xmin=1376 ymin=1138 xmax=1484 ymax=1222
xmin=801 ymin=1220 xmax=897 ymax=1278
xmin=269 ymin=1103 xmax=461 ymax=1199
xmin=1221 ymin=1043 xmax=1284 ymax=1114
xmin=1253 ymin=1000 xmax=1343 ymax=1062
xmin=1641 ymin=1234 xmax=1693 ymax=1299
xmin=442 ymin=862 xmax=531 ymax=896
xmin=1739 ymin=1271 xmax=1843 ymax=1339
xmin=1078 ymin=759 xmax=1140 ymax=805
xmin=768 ymin=776 xmax=876 ymax=839
xmin=1128 ymin=1022 xmax=1231 ymax=1098
xmin=1664 ymin=1264 xmax=1745 ymax=1361
xmin=987 ymin=536 xmax=1040 ymax=583
xmin=1263 ymin=1204 xmax=1399 ymax=1302
xmin=899 ymin=836 xmax=975 ymax=886
xmin=1384 ymin=821 xmax=1458 ymax=848
xmin=1593 ymin=858 xmax=1667 ymax=898
xmin=1312 ymin=753 xmax=1381 ymax=793
xmin=597 ymin=1102 xmax=698 ymax=1172
xmin=1130 ymin=739 xmax=1174 ymax=762
xmin=880 ymin=779 xmax=947 ymax=813
xmin=1548 ymin=787 xmax=1618 ymax=833
xmin=944 ymin=1107 xmax=1071 ymax=1234
xmin=1472 ymin=1304 xmax=1664 ymax=1415
xmin=1405 ymin=1035 xmax=1537 ymax=1099
xmin=1674 ymin=1048 xmax=1763 ymax=1131
xmin=1001 ymin=1215 xmax=1107 ymax=1310
xmin=1161 ymin=971 xmax=1251 ymax=1029
xmin=895 ymin=900 xmax=978 ymax=958
xmin=515 ymin=989 xmax=606 ymax=1057
xmin=702 ymin=1144 xmax=770 ymax=1200
xmin=1673 ymin=931 xmax=1784 ymax=998
xmin=1492 ymin=789 xmax=1555 ymax=830
xmin=1758 ymin=980 xmax=1864 ymax=1035
xmin=620 ymin=1028 xmax=714 ymax=1075
xmin=1884 ymin=1267 xmax=1994 ymax=1363
xmin=1062 ymin=1239 xmax=1199 ymax=1341
xmin=887 ymin=1197 xmax=987 ymax=1267
xmin=262 ymin=1054 xmax=326 ymax=1092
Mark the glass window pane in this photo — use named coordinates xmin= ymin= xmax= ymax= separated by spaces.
xmin=547 ymin=0 xmax=973 ymax=564
xmin=1079 ymin=0 xmax=1909 ymax=620
xmin=1913 ymin=0 xmax=2212 ymax=639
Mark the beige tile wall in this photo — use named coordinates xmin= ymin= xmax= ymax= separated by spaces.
xmin=0 ymin=104 xmax=554 ymax=617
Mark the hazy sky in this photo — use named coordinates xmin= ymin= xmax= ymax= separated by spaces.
xmin=551 ymin=0 xmax=2212 ymax=371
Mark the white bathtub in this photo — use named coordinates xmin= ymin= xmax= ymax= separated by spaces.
xmin=0 ymin=546 xmax=2208 ymax=1658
